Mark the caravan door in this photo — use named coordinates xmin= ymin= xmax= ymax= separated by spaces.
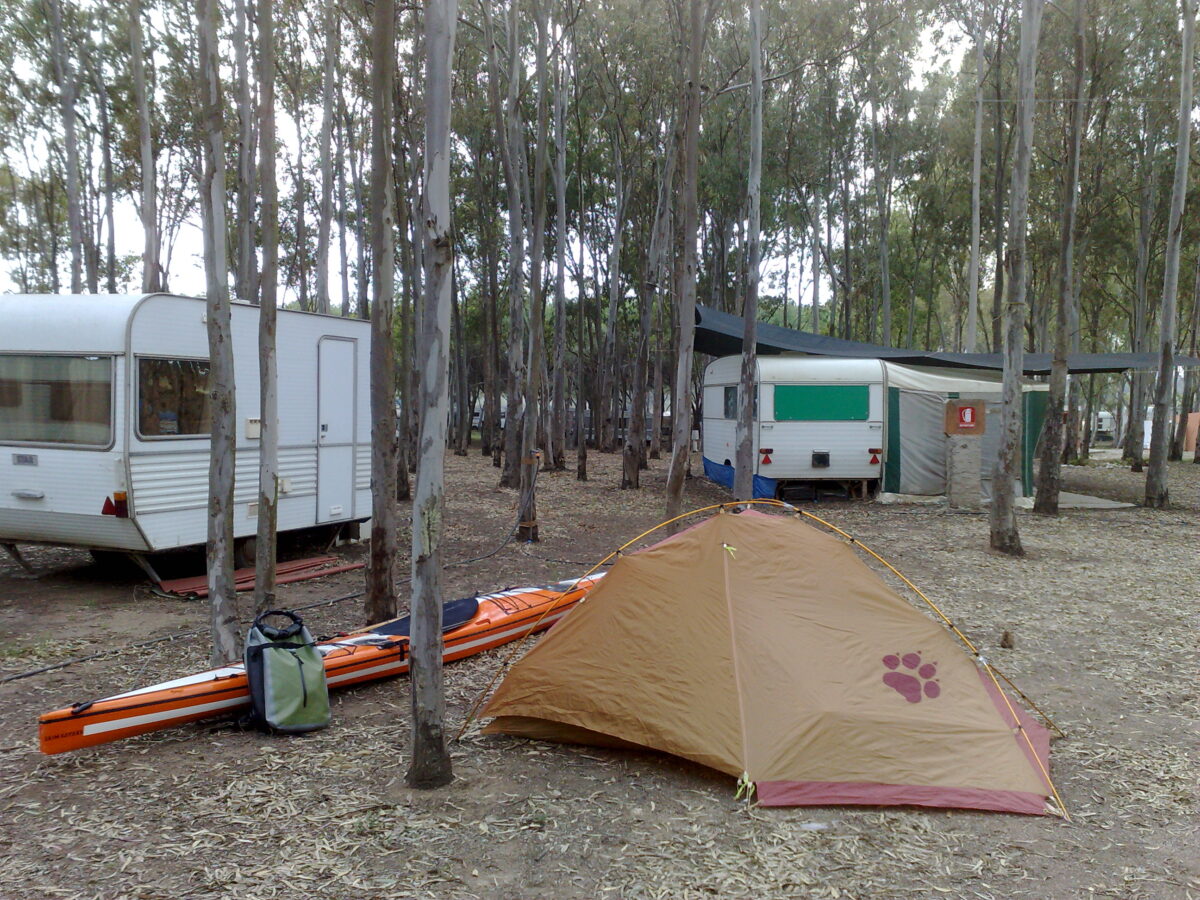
xmin=316 ymin=337 xmax=356 ymax=522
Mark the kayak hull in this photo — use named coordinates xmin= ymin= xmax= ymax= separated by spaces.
xmin=38 ymin=575 xmax=600 ymax=754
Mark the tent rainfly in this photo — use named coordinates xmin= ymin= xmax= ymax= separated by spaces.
xmin=483 ymin=510 xmax=1060 ymax=815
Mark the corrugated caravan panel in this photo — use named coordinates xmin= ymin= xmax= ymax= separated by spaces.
xmin=130 ymin=446 xmax=318 ymax=516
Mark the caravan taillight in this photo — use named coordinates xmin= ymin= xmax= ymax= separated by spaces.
xmin=102 ymin=493 xmax=129 ymax=518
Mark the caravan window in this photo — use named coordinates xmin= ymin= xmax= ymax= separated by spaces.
xmin=138 ymin=357 xmax=211 ymax=438
xmin=722 ymin=385 xmax=758 ymax=419
xmin=0 ymin=354 xmax=113 ymax=446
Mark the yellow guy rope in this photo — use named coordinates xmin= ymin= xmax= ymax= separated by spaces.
xmin=799 ymin=509 xmax=1070 ymax=821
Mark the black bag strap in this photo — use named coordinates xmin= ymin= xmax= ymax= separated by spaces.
xmin=251 ymin=609 xmax=305 ymax=641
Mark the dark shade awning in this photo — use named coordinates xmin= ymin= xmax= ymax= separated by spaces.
xmin=694 ymin=305 xmax=1197 ymax=375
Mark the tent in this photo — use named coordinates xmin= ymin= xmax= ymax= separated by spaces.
xmin=483 ymin=511 xmax=1058 ymax=815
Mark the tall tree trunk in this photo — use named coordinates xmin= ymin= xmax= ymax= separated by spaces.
xmin=1125 ymin=131 xmax=1160 ymax=469
xmin=197 ymin=0 xmax=239 ymax=663
xmin=733 ymin=0 xmax=763 ymax=501
xmin=254 ymin=0 xmax=280 ymax=614
xmin=1034 ymin=0 xmax=1086 ymax=515
xmin=517 ymin=0 xmax=551 ymax=541
xmin=966 ymin=12 xmax=986 ymax=352
xmin=1177 ymin=257 xmax=1200 ymax=461
xmin=337 ymin=87 xmax=352 ymax=314
xmin=811 ymin=200 xmax=820 ymax=336
xmin=48 ymin=0 xmax=84 ymax=293
xmin=869 ymin=102 xmax=893 ymax=346
xmin=599 ymin=140 xmax=628 ymax=453
xmin=989 ymin=0 xmax=1043 ymax=556
xmin=315 ymin=0 xmax=337 ymax=314
xmin=665 ymin=0 xmax=709 ymax=527
xmin=551 ymin=36 xmax=569 ymax=472
xmin=483 ymin=0 xmax=527 ymax=489
xmin=991 ymin=27 xmax=1006 ymax=353
xmin=234 ymin=0 xmax=257 ymax=304
xmin=130 ymin=0 xmax=161 ymax=292
xmin=366 ymin=0 xmax=399 ymax=623
xmin=101 ymin=92 xmax=117 ymax=293
xmin=294 ymin=130 xmax=309 ymax=311
xmin=347 ymin=102 xmax=370 ymax=318
xmin=407 ymin=0 xmax=457 ymax=791
xmin=1146 ymin=0 xmax=1195 ymax=507
xmin=451 ymin=269 xmax=470 ymax=455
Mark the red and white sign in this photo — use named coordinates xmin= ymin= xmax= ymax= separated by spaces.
xmin=958 ymin=405 xmax=977 ymax=429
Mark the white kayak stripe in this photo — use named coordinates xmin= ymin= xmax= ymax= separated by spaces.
xmin=326 ymin=659 xmax=406 ymax=685
xmin=82 ymin=696 xmax=248 ymax=736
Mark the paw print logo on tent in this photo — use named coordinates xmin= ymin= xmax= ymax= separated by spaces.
xmin=882 ymin=652 xmax=941 ymax=703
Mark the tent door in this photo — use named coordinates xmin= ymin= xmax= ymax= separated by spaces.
xmin=316 ymin=337 xmax=356 ymax=522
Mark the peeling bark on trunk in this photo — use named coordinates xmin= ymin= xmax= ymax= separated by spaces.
xmin=129 ymin=0 xmax=161 ymax=292
xmin=989 ymin=0 xmax=1042 ymax=557
xmin=254 ymin=0 xmax=280 ymax=614
xmin=407 ymin=0 xmax=457 ymax=791
xmin=665 ymin=0 xmax=709 ymax=528
xmin=734 ymin=0 xmax=763 ymax=501
xmin=234 ymin=0 xmax=257 ymax=304
xmin=517 ymin=0 xmax=551 ymax=541
xmin=49 ymin=0 xmax=84 ymax=293
xmin=1146 ymin=0 xmax=1195 ymax=507
xmin=482 ymin=0 xmax=528 ymax=489
xmin=365 ymin=0 xmax=399 ymax=624
xmin=966 ymin=12 xmax=986 ymax=352
xmin=1124 ymin=130 xmax=1159 ymax=469
xmin=315 ymin=0 xmax=336 ymax=314
xmin=1034 ymin=0 xmax=1086 ymax=516
xmin=599 ymin=141 xmax=629 ymax=454
xmin=197 ymin=0 xmax=239 ymax=663
xmin=337 ymin=85 xmax=352 ymax=314
xmin=551 ymin=39 xmax=569 ymax=472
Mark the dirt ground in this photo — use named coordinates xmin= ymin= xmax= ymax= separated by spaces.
xmin=0 ymin=449 xmax=1196 ymax=899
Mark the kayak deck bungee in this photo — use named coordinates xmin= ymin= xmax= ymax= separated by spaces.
xmin=38 ymin=573 xmax=602 ymax=755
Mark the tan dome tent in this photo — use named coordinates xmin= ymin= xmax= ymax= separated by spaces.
xmin=483 ymin=510 xmax=1060 ymax=815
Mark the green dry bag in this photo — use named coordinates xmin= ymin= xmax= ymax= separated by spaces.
xmin=244 ymin=610 xmax=330 ymax=734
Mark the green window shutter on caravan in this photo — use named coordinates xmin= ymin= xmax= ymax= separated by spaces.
xmin=774 ymin=384 xmax=869 ymax=421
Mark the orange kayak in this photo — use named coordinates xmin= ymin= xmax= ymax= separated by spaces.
xmin=38 ymin=574 xmax=602 ymax=754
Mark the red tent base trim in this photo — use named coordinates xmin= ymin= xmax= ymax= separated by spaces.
xmin=755 ymin=779 xmax=1049 ymax=815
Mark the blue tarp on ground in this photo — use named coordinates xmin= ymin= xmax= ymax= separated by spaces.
xmin=702 ymin=457 xmax=777 ymax=500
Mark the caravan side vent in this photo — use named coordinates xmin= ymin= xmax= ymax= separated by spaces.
xmin=811 ymin=451 xmax=830 ymax=469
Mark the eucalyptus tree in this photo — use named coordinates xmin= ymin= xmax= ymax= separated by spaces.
xmin=989 ymin=0 xmax=1043 ymax=557
xmin=254 ymin=0 xmax=280 ymax=614
xmin=315 ymin=0 xmax=337 ymax=313
xmin=408 ymin=0 xmax=458 ymax=790
xmin=517 ymin=0 xmax=552 ymax=541
xmin=128 ymin=0 xmax=160 ymax=292
xmin=1145 ymin=0 xmax=1196 ymax=508
xmin=197 ymin=0 xmax=239 ymax=661
xmin=366 ymin=0 xmax=399 ymax=623
xmin=1034 ymin=0 xmax=1087 ymax=516
xmin=233 ymin=0 xmax=256 ymax=303
xmin=665 ymin=0 xmax=716 ymax=528
xmin=46 ymin=0 xmax=83 ymax=293
xmin=733 ymin=0 xmax=763 ymax=502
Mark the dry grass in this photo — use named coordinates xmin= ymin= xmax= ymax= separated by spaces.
xmin=0 ymin=450 xmax=1196 ymax=899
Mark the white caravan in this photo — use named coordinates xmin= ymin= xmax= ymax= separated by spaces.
xmin=0 ymin=294 xmax=371 ymax=570
xmin=701 ymin=355 xmax=1048 ymax=499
